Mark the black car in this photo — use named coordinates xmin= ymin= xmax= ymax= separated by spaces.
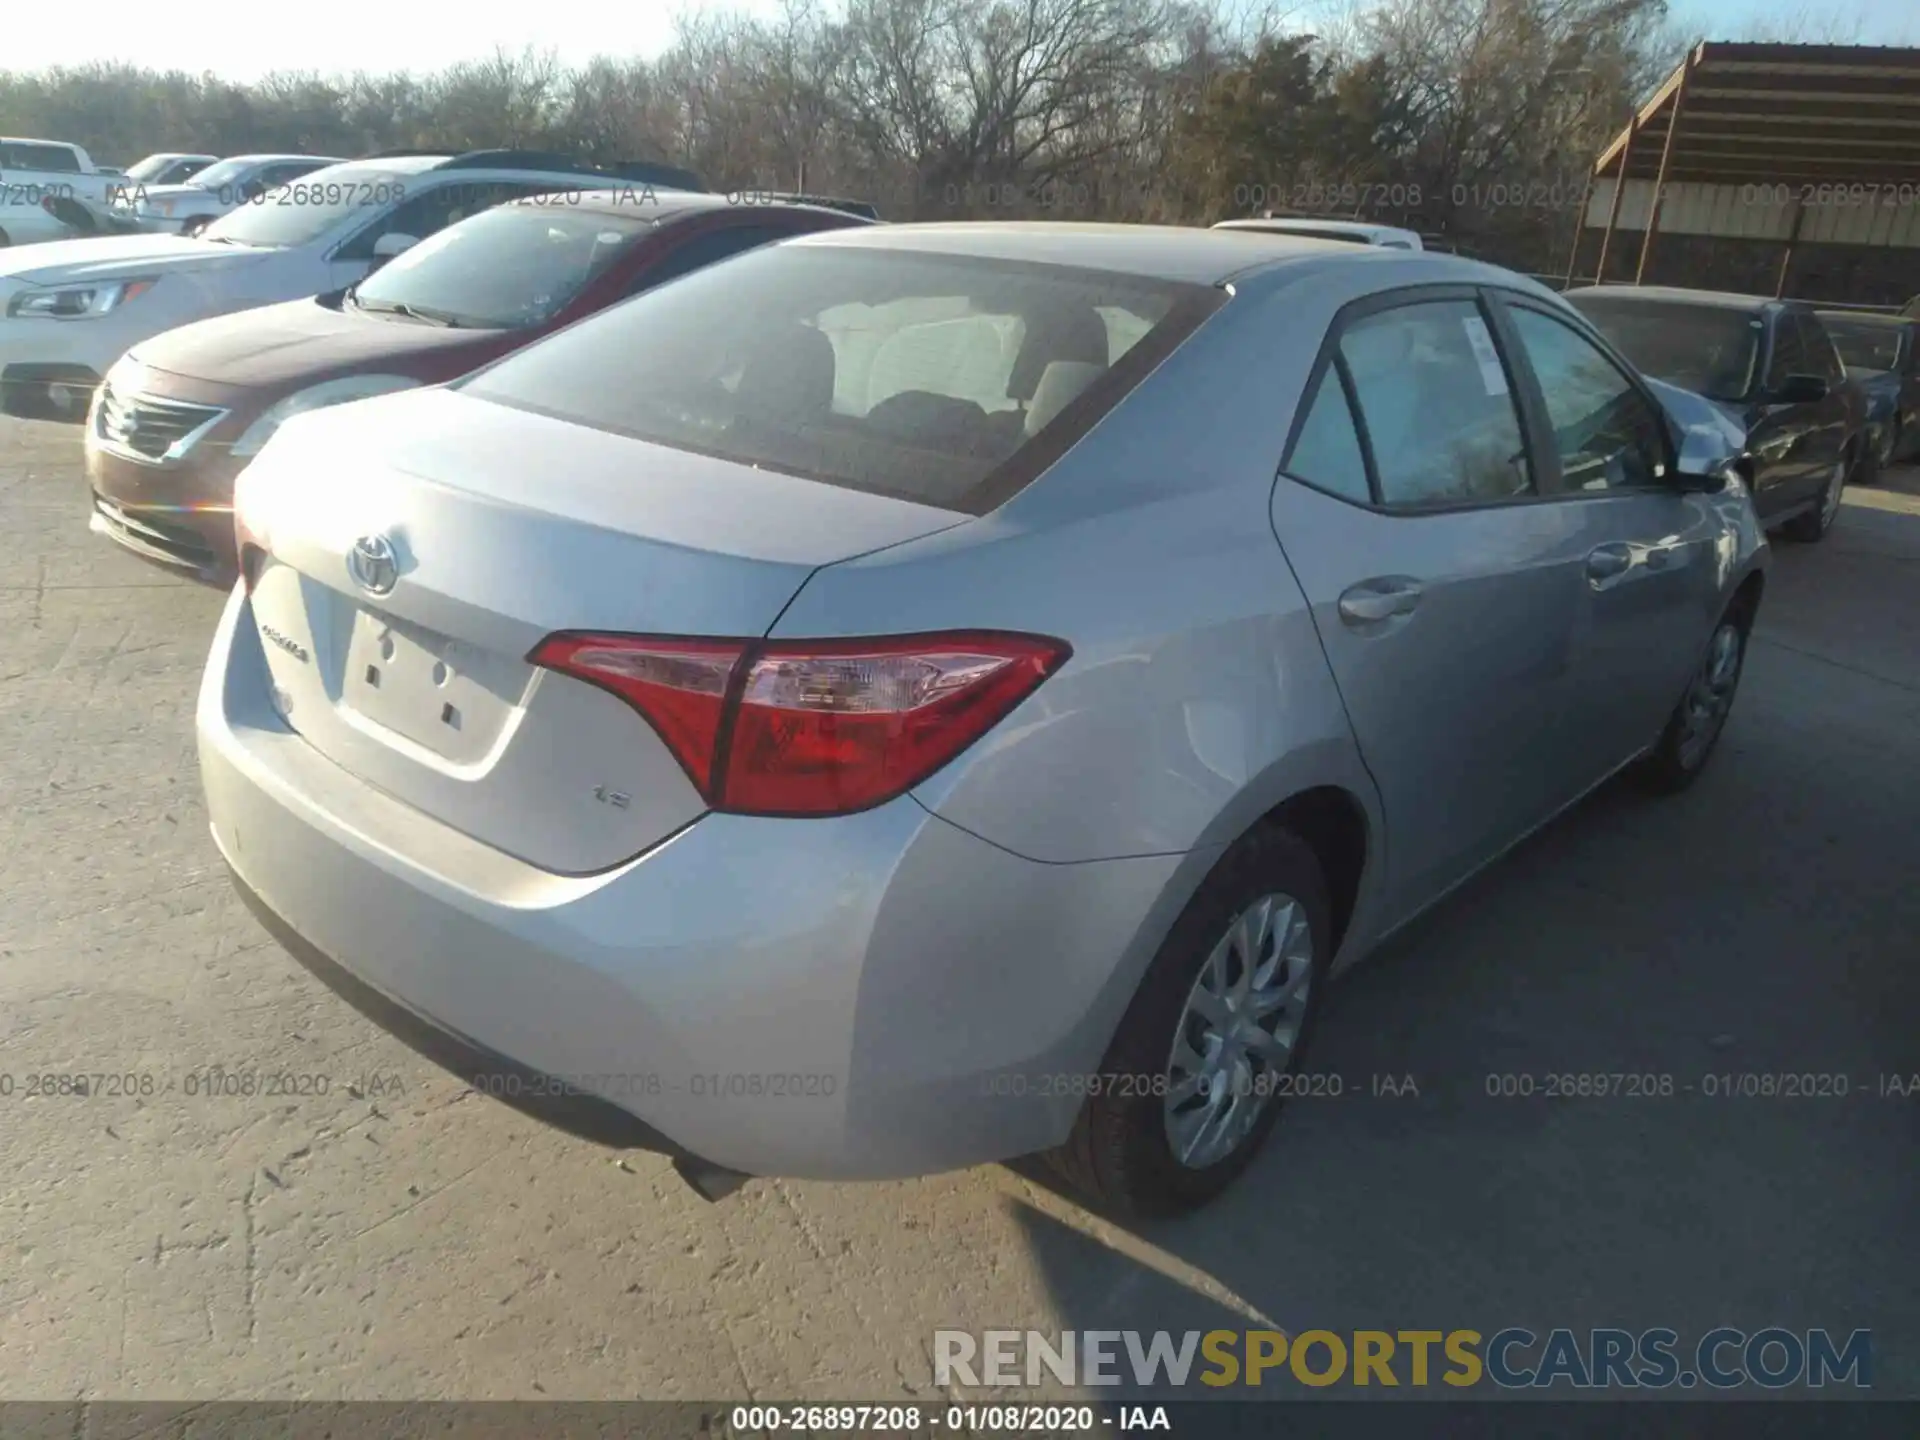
xmin=1565 ymin=286 xmax=1870 ymax=542
xmin=1816 ymin=309 xmax=1920 ymax=467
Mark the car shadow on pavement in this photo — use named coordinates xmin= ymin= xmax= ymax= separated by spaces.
xmin=1002 ymin=485 xmax=1920 ymax=1400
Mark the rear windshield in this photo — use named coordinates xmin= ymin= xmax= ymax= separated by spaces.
xmin=126 ymin=154 xmax=209 ymax=184
xmin=1820 ymin=316 xmax=1904 ymax=374
xmin=459 ymin=243 xmax=1220 ymax=512
xmin=1566 ymin=295 xmax=1762 ymax=403
xmin=201 ymin=165 xmax=405 ymax=248
xmin=353 ymin=204 xmax=654 ymax=329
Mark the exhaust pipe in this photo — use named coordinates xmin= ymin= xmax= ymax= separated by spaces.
xmin=673 ymin=1155 xmax=753 ymax=1202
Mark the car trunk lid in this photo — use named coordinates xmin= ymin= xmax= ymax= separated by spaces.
xmin=236 ymin=387 xmax=966 ymax=873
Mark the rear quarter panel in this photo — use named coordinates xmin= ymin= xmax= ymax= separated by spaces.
xmin=774 ymin=261 xmax=1404 ymax=962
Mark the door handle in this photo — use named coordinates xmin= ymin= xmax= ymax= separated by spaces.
xmin=1337 ymin=577 xmax=1423 ymax=625
xmin=1586 ymin=544 xmax=1633 ymax=583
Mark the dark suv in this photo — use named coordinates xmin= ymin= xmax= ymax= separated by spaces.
xmin=1566 ymin=286 xmax=1870 ymax=542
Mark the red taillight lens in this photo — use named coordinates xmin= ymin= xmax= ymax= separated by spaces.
xmin=528 ymin=634 xmax=746 ymax=796
xmin=531 ymin=630 xmax=1070 ymax=817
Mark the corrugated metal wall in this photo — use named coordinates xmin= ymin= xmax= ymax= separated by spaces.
xmin=1587 ymin=180 xmax=1920 ymax=247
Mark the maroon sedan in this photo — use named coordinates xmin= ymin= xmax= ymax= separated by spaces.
xmin=84 ymin=190 xmax=873 ymax=584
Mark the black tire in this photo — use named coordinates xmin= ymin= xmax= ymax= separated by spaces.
xmin=1633 ymin=596 xmax=1754 ymax=795
xmin=181 ymin=216 xmax=210 ymax=237
xmin=1781 ymin=445 xmax=1855 ymax=542
xmin=0 ymin=227 xmax=11 ymax=248
xmin=1854 ymin=439 xmax=1882 ymax=491
xmin=1045 ymin=824 xmax=1333 ymax=1218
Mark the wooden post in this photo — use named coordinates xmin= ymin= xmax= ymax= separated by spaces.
xmin=1776 ymin=201 xmax=1806 ymax=298
xmin=1593 ymin=116 xmax=1638 ymax=285
xmin=1635 ymin=56 xmax=1692 ymax=284
xmin=1563 ymin=171 xmax=1595 ymax=288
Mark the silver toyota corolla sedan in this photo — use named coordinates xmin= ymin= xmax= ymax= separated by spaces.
xmin=198 ymin=223 xmax=1767 ymax=1216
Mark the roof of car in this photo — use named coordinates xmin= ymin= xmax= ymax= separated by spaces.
xmin=220 ymin=153 xmax=345 ymax=165
xmin=1565 ymin=284 xmax=1789 ymax=313
xmin=1213 ymin=218 xmax=1419 ymax=241
xmin=779 ymin=221 xmax=1476 ymax=285
xmin=310 ymin=156 xmax=706 ymax=190
xmin=552 ymin=188 xmax=868 ymax=224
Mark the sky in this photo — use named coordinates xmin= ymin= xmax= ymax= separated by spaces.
xmin=1 ymin=0 xmax=1914 ymax=83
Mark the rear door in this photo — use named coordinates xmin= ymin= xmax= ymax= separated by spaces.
xmin=1269 ymin=287 xmax=1593 ymax=919
xmin=1794 ymin=310 xmax=1854 ymax=486
xmin=1750 ymin=311 xmax=1824 ymax=516
xmin=1489 ymin=293 xmax=1722 ymax=780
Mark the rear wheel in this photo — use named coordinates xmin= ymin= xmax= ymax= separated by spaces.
xmin=1781 ymin=449 xmax=1850 ymax=542
xmin=1633 ymin=601 xmax=1752 ymax=794
xmin=1045 ymin=825 xmax=1331 ymax=1217
xmin=181 ymin=216 xmax=211 ymax=237
xmin=0 ymin=227 xmax=11 ymax=248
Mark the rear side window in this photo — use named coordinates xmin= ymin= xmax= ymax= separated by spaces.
xmin=1794 ymin=313 xmax=1845 ymax=385
xmin=1766 ymin=312 xmax=1810 ymax=386
xmin=1821 ymin=316 xmax=1904 ymax=373
xmin=1338 ymin=300 xmax=1531 ymax=507
xmin=461 ymin=244 xmax=1220 ymax=512
xmin=4 ymin=142 xmax=81 ymax=172
xmin=258 ymin=160 xmax=326 ymax=187
xmin=1283 ymin=368 xmax=1371 ymax=503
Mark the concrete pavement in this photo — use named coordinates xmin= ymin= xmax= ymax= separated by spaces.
xmin=0 ymin=414 xmax=1913 ymax=1399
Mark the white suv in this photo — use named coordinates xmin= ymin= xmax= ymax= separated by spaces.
xmin=114 ymin=153 xmax=345 ymax=235
xmin=0 ymin=151 xmax=696 ymax=421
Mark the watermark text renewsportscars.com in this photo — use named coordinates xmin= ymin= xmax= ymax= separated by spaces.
xmin=935 ymin=1328 xmax=1871 ymax=1391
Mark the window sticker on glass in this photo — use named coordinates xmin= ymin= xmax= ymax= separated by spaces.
xmin=1461 ymin=315 xmax=1509 ymax=396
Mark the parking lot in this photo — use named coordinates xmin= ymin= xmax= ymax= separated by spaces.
xmin=1 ymin=411 xmax=1916 ymax=1400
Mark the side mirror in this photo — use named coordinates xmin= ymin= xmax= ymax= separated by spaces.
xmin=1766 ymin=372 xmax=1829 ymax=405
xmin=371 ymin=231 xmax=419 ymax=261
xmin=1671 ymin=467 xmax=1727 ymax=494
xmin=1671 ymin=452 xmax=1750 ymax=494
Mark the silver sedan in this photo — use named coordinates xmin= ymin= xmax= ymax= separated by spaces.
xmin=198 ymin=222 xmax=1766 ymax=1216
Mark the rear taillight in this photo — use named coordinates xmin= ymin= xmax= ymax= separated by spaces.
xmin=530 ymin=630 xmax=1070 ymax=817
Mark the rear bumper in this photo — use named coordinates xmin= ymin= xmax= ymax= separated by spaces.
xmin=197 ymin=586 xmax=1182 ymax=1180
xmin=224 ymin=860 xmax=690 ymax=1154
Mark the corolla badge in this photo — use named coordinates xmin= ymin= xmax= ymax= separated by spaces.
xmin=259 ymin=624 xmax=310 ymax=663
xmin=347 ymin=533 xmax=399 ymax=595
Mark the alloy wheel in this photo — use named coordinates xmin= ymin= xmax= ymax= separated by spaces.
xmin=1677 ymin=621 xmax=1744 ymax=771
xmin=1164 ymin=891 xmax=1314 ymax=1170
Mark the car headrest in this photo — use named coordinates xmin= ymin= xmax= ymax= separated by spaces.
xmin=1009 ymin=305 xmax=1110 ymax=402
xmin=1023 ymin=361 xmax=1105 ymax=437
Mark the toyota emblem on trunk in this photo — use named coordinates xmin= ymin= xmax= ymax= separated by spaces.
xmin=347 ymin=533 xmax=398 ymax=595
